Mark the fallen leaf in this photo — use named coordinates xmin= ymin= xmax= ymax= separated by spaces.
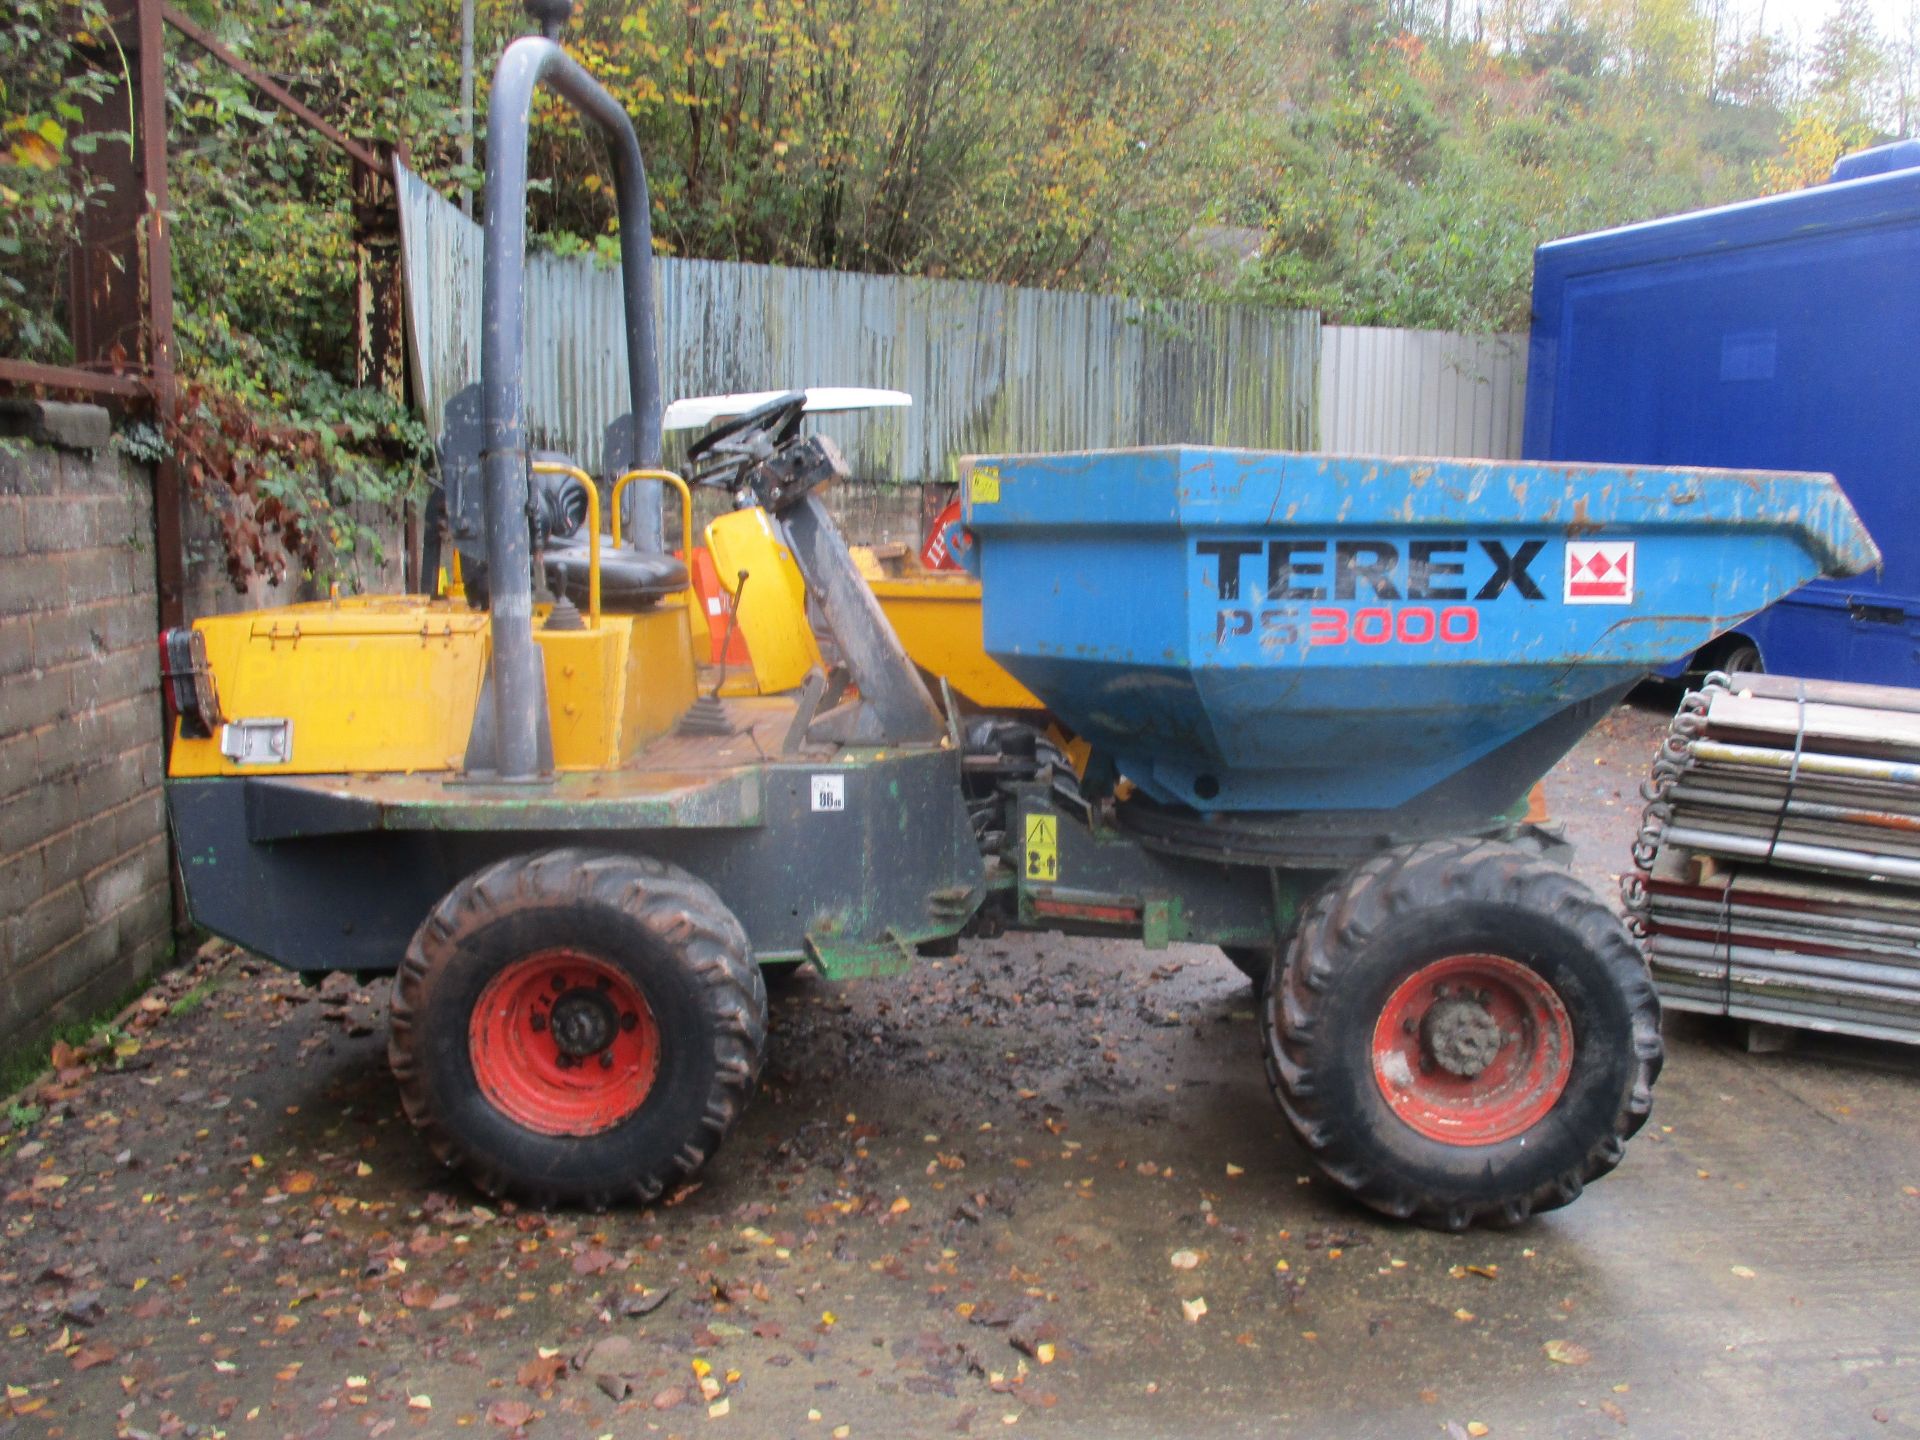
xmin=1729 ymin=1265 xmax=1756 ymax=1280
xmin=1181 ymin=1297 xmax=1207 ymax=1323
xmin=408 ymin=1395 xmax=432 ymax=1411
xmin=571 ymin=1248 xmax=615 ymax=1275
xmin=285 ymin=1171 xmax=316 ymax=1194
xmin=890 ymin=1197 xmax=912 ymax=1214
xmin=1225 ymin=1164 xmax=1244 ymax=1177
xmin=650 ymin=1386 xmax=686 ymax=1410
xmin=488 ymin=1398 xmax=535 ymax=1427
xmin=1600 ymin=1399 xmax=1628 ymax=1426
xmin=709 ymin=1398 xmax=731 ymax=1418
xmin=517 ymin=1352 xmax=566 ymax=1389
xmin=71 ymin=1342 xmax=116 ymax=1372
xmin=1467 ymin=1425 xmax=1490 ymax=1438
xmin=1452 ymin=1309 xmax=1475 ymax=1323
xmin=1544 ymin=1339 xmax=1591 ymax=1366
xmin=1170 ymin=1250 xmax=1200 ymax=1271
xmin=1035 ymin=1343 xmax=1055 ymax=1365
xmin=621 ymin=1286 xmax=674 ymax=1317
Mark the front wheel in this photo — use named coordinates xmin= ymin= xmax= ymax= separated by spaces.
xmin=389 ymin=849 xmax=766 ymax=1209
xmin=1264 ymin=840 xmax=1661 ymax=1230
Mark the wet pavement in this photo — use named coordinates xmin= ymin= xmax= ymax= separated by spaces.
xmin=4 ymin=698 xmax=1919 ymax=1439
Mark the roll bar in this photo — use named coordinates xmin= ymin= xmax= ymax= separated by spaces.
xmin=475 ymin=20 xmax=663 ymax=780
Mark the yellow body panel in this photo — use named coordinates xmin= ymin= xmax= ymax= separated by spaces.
xmin=539 ymin=601 xmax=697 ymax=769
xmin=169 ymin=594 xmax=698 ymax=777
xmin=169 ymin=598 xmax=492 ymax=776
xmin=614 ymin=602 xmax=699 ymax=756
xmin=867 ymin=574 xmax=1045 ymax=712
xmin=705 ymin=507 xmax=823 ymax=694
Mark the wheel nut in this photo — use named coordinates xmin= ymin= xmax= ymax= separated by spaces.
xmin=550 ymin=975 xmax=567 ymax=993
xmin=621 ymin=1012 xmax=638 ymax=1032
xmin=1402 ymin=1018 xmax=1417 ymax=1036
xmin=596 ymin=976 xmax=613 ymax=992
xmin=529 ymin=1012 xmax=546 ymax=1033
xmin=1433 ymin=984 xmax=1449 ymax=999
xmin=599 ymin=1051 xmax=615 ymax=1069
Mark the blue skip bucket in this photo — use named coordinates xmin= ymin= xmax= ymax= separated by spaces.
xmin=962 ymin=448 xmax=1878 ymax=817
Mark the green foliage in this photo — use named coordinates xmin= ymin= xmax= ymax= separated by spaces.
xmin=169 ymin=311 xmax=431 ymax=590
xmin=0 ymin=0 xmax=122 ymax=359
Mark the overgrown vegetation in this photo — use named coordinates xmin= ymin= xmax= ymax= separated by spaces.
xmin=2 ymin=0 xmax=1916 ymax=576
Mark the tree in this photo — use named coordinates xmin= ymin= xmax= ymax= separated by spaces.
xmin=1810 ymin=0 xmax=1890 ymax=129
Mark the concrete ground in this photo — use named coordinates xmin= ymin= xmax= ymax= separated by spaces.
xmin=4 ymin=698 xmax=1918 ymax=1440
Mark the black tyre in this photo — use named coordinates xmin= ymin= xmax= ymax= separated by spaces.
xmin=1717 ymin=639 xmax=1763 ymax=676
xmin=389 ymin=848 xmax=766 ymax=1209
xmin=1263 ymin=839 xmax=1661 ymax=1231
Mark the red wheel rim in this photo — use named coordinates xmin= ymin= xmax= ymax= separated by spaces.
xmin=469 ymin=950 xmax=660 ymax=1137
xmin=1370 ymin=952 xmax=1573 ymax=1146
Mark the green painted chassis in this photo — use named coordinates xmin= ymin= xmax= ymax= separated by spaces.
xmin=166 ymin=730 xmax=1338 ymax=982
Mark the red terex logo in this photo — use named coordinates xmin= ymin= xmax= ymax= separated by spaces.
xmin=1564 ymin=542 xmax=1634 ymax=605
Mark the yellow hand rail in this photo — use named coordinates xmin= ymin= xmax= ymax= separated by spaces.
xmin=611 ymin=468 xmax=694 ymax=561
xmin=530 ymin=460 xmax=601 ymax=628
xmin=613 ymin=468 xmax=700 ymax=615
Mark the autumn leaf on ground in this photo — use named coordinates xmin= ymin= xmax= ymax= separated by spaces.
xmin=517 ymin=1352 xmax=567 ymax=1389
xmin=1543 ymin=1339 xmax=1592 ymax=1366
xmin=488 ymin=1398 xmax=535 ymax=1427
xmin=71 ymin=1342 xmax=116 ymax=1371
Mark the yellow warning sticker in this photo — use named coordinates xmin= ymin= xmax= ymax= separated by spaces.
xmin=971 ymin=466 xmax=1001 ymax=505
xmin=1024 ymin=813 xmax=1058 ymax=882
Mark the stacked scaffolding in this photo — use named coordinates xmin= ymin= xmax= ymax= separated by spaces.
xmin=1627 ymin=672 xmax=1920 ymax=1044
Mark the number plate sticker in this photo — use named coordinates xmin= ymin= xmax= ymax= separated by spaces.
xmin=810 ymin=774 xmax=846 ymax=812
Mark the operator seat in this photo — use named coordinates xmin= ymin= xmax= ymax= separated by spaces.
xmin=531 ymin=454 xmax=688 ymax=610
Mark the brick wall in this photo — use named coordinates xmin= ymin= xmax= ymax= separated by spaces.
xmin=0 ymin=403 xmax=172 ymax=1057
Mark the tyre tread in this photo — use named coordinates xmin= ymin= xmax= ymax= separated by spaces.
xmin=388 ymin=848 xmax=766 ymax=1211
xmin=1261 ymin=840 xmax=1661 ymax=1231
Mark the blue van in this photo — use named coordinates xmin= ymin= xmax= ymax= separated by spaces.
xmin=1523 ymin=141 xmax=1920 ymax=682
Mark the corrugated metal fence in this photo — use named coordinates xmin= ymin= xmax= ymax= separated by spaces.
xmin=1319 ymin=325 xmax=1527 ymax=459
xmin=397 ymin=164 xmax=1525 ymax=477
xmin=397 ymin=165 xmax=1319 ymax=478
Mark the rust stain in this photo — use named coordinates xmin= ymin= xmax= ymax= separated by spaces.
xmin=1564 ymin=496 xmax=1605 ymax=539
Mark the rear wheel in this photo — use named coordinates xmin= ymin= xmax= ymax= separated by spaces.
xmin=1263 ymin=840 xmax=1660 ymax=1230
xmin=390 ymin=848 xmax=766 ymax=1209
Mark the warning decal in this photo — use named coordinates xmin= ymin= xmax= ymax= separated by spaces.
xmin=1564 ymin=541 xmax=1634 ymax=605
xmin=1024 ymin=813 xmax=1058 ymax=882
xmin=971 ymin=466 xmax=1002 ymax=505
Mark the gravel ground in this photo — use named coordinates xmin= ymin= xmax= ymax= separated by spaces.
xmin=4 ymin=696 xmax=1919 ymax=1440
